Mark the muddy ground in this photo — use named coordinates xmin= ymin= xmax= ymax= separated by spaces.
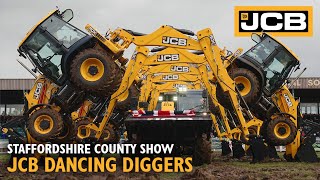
xmin=0 ymin=153 xmax=319 ymax=180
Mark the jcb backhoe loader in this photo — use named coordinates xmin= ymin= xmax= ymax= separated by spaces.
xmin=139 ymin=62 xmax=244 ymax=156
xmin=17 ymin=9 xmax=136 ymax=142
xmin=220 ymin=33 xmax=302 ymax=146
xmin=138 ymin=62 xmax=201 ymax=104
xmin=145 ymin=81 xmax=202 ymax=110
xmin=137 ymin=63 xmax=243 ymax=157
xmin=0 ymin=73 xmax=118 ymax=143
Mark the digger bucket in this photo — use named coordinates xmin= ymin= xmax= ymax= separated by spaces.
xmin=248 ymin=136 xmax=267 ymax=163
xmin=232 ymin=140 xmax=245 ymax=159
xmin=221 ymin=140 xmax=232 ymax=156
xmin=296 ymin=136 xmax=319 ymax=162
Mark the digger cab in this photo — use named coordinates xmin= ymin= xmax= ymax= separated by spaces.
xmin=240 ymin=33 xmax=300 ymax=96
xmin=157 ymin=90 xmax=208 ymax=113
xmin=18 ymin=9 xmax=90 ymax=85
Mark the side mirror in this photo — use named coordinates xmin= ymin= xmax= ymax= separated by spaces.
xmin=251 ymin=33 xmax=261 ymax=43
xmin=17 ymin=49 xmax=27 ymax=59
xmin=61 ymin=9 xmax=73 ymax=22
xmin=294 ymin=64 xmax=301 ymax=72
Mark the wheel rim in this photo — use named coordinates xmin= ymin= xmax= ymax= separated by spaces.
xmin=77 ymin=125 xmax=90 ymax=139
xmin=102 ymin=129 xmax=111 ymax=141
xmin=34 ymin=115 xmax=54 ymax=135
xmin=274 ymin=122 xmax=291 ymax=139
xmin=234 ymin=76 xmax=251 ymax=96
xmin=80 ymin=58 xmax=104 ymax=82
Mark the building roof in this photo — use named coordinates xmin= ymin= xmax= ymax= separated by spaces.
xmin=0 ymin=79 xmax=35 ymax=90
xmin=0 ymin=77 xmax=319 ymax=90
xmin=289 ymin=77 xmax=320 ymax=89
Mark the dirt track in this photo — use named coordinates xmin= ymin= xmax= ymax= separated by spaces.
xmin=1 ymin=154 xmax=320 ymax=180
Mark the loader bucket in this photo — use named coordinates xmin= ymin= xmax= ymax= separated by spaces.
xmin=221 ymin=140 xmax=232 ymax=156
xmin=296 ymin=136 xmax=319 ymax=162
xmin=232 ymin=140 xmax=245 ymax=158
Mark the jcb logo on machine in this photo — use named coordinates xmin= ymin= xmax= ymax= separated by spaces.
xmin=283 ymin=94 xmax=293 ymax=107
xmin=230 ymin=49 xmax=243 ymax=61
xmin=33 ymin=83 xmax=43 ymax=100
xmin=234 ymin=6 xmax=313 ymax=36
xmin=170 ymin=65 xmax=189 ymax=72
xmin=162 ymin=74 xmax=179 ymax=80
xmin=233 ymin=49 xmax=242 ymax=57
xmin=173 ymin=84 xmax=187 ymax=88
xmin=162 ymin=36 xmax=187 ymax=46
xmin=86 ymin=26 xmax=106 ymax=42
xmin=157 ymin=54 xmax=179 ymax=62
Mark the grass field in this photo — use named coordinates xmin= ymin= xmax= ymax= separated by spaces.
xmin=0 ymin=152 xmax=319 ymax=180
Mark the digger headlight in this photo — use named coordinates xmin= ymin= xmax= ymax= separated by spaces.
xmin=173 ymin=96 xmax=178 ymax=101
xmin=178 ymin=87 xmax=187 ymax=92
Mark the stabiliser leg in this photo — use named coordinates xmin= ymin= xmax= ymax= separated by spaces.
xmin=246 ymin=143 xmax=276 ymax=159
xmin=232 ymin=140 xmax=245 ymax=159
xmin=248 ymin=136 xmax=267 ymax=163
xmin=221 ymin=140 xmax=232 ymax=156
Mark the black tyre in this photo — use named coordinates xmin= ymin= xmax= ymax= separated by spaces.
xmin=216 ymin=68 xmax=261 ymax=109
xmin=74 ymin=118 xmax=91 ymax=143
xmin=27 ymin=108 xmax=63 ymax=142
xmin=266 ymin=116 xmax=297 ymax=146
xmin=100 ymin=125 xmax=120 ymax=144
xmin=109 ymin=67 xmax=124 ymax=95
xmin=70 ymin=48 xmax=120 ymax=96
xmin=193 ymin=134 xmax=212 ymax=166
xmin=230 ymin=68 xmax=261 ymax=105
xmin=53 ymin=118 xmax=75 ymax=143
xmin=216 ymin=85 xmax=234 ymax=110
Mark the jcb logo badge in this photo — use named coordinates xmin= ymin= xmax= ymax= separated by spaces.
xmin=173 ymin=84 xmax=186 ymax=88
xmin=162 ymin=36 xmax=187 ymax=46
xmin=162 ymin=75 xmax=179 ymax=80
xmin=234 ymin=6 xmax=313 ymax=36
xmin=170 ymin=66 xmax=189 ymax=72
xmin=86 ymin=26 xmax=106 ymax=42
xmin=157 ymin=54 xmax=179 ymax=62
xmin=283 ymin=94 xmax=293 ymax=107
xmin=33 ymin=83 xmax=43 ymax=100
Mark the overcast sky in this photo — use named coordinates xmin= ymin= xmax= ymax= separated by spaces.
xmin=0 ymin=0 xmax=319 ymax=78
